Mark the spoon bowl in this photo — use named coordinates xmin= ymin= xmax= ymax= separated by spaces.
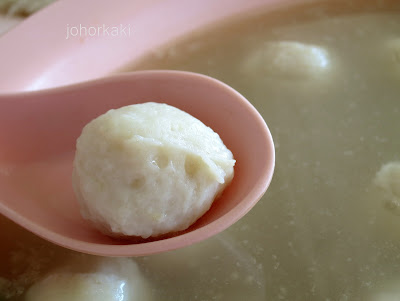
xmin=0 ymin=70 xmax=274 ymax=256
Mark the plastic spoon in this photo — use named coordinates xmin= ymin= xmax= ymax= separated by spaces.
xmin=0 ymin=70 xmax=274 ymax=257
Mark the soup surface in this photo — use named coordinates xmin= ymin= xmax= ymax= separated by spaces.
xmin=1 ymin=0 xmax=400 ymax=300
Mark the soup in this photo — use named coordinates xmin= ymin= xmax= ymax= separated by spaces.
xmin=2 ymin=0 xmax=400 ymax=300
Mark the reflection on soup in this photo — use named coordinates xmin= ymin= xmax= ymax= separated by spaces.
xmin=1 ymin=0 xmax=400 ymax=300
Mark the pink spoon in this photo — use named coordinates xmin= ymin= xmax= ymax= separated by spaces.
xmin=0 ymin=70 xmax=274 ymax=257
